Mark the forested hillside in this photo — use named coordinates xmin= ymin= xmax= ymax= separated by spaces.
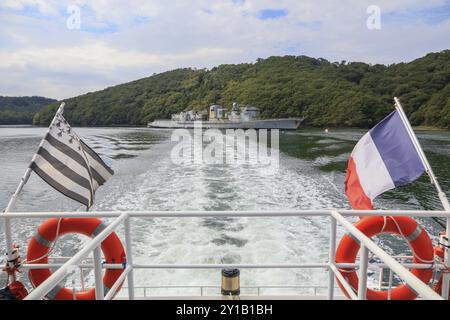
xmin=33 ymin=50 xmax=450 ymax=128
xmin=0 ymin=96 xmax=56 ymax=125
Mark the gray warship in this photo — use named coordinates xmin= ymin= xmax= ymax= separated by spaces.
xmin=147 ymin=103 xmax=303 ymax=130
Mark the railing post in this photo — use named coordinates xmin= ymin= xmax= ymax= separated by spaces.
xmin=388 ymin=269 xmax=393 ymax=300
xmin=80 ymin=267 xmax=85 ymax=291
xmin=124 ymin=217 xmax=135 ymax=300
xmin=378 ymin=268 xmax=384 ymax=290
xmin=71 ymin=270 xmax=77 ymax=300
xmin=442 ymin=218 xmax=450 ymax=299
xmin=358 ymin=245 xmax=369 ymax=300
xmin=328 ymin=216 xmax=337 ymax=300
xmin=93 ymin=245 xmax=104 ymax=300
xmin=3 ymin=218 xmax=14 ymax=283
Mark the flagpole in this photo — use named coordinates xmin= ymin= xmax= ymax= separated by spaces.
xmin=3 ymin=103 xmax=65 ymax=278
xmin=394 ymin=97 xmax=450 ymax=298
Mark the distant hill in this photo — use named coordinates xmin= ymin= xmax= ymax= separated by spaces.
xmin=0 ymin=96 xmax=56 ymax=125
xmin=34 ymin=50 xmax=450 ymax=128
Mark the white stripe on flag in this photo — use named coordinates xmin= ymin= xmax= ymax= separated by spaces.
xmin=351 ymin=132 xmax=395 ymax=200
xmin=84 ymin=151 xmax=113 ymax=182
xmin=33 ymin=155 xmax=92 ymax=201
xmin=41 ymin=141 xmax=91 ymax=181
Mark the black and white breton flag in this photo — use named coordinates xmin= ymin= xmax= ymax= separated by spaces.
xmin=30 ymin=112 xmax=114 ymax=208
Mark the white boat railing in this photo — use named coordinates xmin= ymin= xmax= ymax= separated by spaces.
xmin=119 ymin=285 xmax=344 ymax=298
xmin=1 ymin=209 xmax=448 ymax=300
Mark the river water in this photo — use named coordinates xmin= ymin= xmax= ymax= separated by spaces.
xmin=0 ymin=126 xmax=448 ymax=296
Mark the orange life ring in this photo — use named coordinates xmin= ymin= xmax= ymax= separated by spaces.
xmin=27 ymin=218 xmax=126 ymax=300
xmin=336 ymin=216 xmax=433 ymax=300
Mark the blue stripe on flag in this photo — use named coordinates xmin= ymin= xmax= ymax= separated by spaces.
xmin=369 ymin=110 xmax=425 ymax=187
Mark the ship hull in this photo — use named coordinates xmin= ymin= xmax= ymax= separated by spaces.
xmin=148 ymin=119 xmax=303 ymax=130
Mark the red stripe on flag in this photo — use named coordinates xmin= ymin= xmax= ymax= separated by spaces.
xmin=345 ymin=157 xmax=374 ymax=210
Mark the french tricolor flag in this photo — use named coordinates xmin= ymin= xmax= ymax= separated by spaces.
xmin=345 ymin=110 xmax=426 ymax=210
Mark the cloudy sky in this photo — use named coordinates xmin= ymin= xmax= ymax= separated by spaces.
xmin=0 ymin=0 xmax=449 ymax=99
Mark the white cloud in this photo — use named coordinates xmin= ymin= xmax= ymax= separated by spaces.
xmin=0 ymin=42 xmax=242 ymax=71
xmin=0 ymin=0 xmax=449 ymax=99
xmin=0 ymin=0 xmax=60 ymax=16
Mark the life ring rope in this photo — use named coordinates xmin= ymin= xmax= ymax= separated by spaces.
xmin=22 ymin=218 xmax=63 ymax=266
xmin=383 ymin=216 xmax=434 ymax=264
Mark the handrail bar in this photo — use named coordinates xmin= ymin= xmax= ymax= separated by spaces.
xmin=331 ymin=211 xmax=443 ymax=300
xmin=329 ymin=263 xmax=358 ymax=300
xmin=123 ymin=285 xmax=341 ymax=289
xmin=25 ymin=212 xmax=129 ymax=300
xmin=19 ymin=262 xmax=435 ymax=270
xmin=120 ymin=285 xmax=345 ymax=297
xmin=130 ymin=263 xmax=434 ymax=269
xmin=104 ymin=266 xmax=131 ymax=300
xmin=2 ymin=209 xmax=450 ymax=219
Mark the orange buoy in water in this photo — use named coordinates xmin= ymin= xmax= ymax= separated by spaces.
xmin=27 ymin=218 xmax=126 ymax=300
xmin=336 ymin=216 xmax=433 ymax=300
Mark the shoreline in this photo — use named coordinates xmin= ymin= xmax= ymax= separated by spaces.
xmin=1 ymin=124 xmax=448 ymax=131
